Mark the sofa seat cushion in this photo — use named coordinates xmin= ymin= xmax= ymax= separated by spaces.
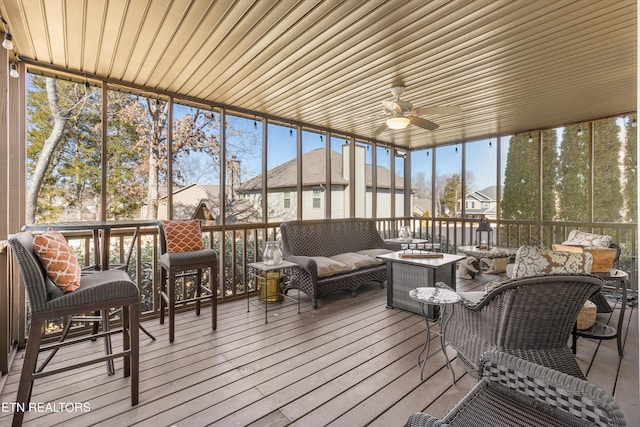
xmin=355 ymin=248 xmax=393 ymax=264
xmin=330 ymin=252 xmax=381 ymax=271
xmin=312 ymin=257 xmax=351 ymax=278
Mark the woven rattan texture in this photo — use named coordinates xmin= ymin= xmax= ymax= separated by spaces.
xmin=406 ymin=350 xmax=626 ymax=427
xmin=281 ymin=219 xmax=391 ymax=308
xmin=437 ymin=274 xmax=603 ymax=379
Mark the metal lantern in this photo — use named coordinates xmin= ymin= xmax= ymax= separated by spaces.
xmin=476 ymin=219 xmax=493 ymax=250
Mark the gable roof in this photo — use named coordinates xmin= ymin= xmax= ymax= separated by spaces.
xmin=158 ymin=183 xmax=220 ymax=200
xmin=238 ymin=148 xmax=403 ymax=191
xmin=467 ymin=185 xmax=498 ymax=201
xmin=192 ymin=198 xmax=261 ymax=224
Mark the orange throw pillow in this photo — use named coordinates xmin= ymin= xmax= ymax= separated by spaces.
xmin=162 ymin=220 xmax=205 ymax=253
xmin=33 ymin=229 xmax=81 ymax=292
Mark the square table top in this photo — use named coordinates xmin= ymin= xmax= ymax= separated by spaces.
xmin=377 ymin=250 xmax=465 ymax=268
xmin=248 ymin=260 xmax=299 ymax=272
xmin=456 ymin=245 xmax=519 ymax=258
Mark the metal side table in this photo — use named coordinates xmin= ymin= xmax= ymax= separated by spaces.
xmin=573 ymin=268 xmax=628 ymax=358
xmin=247 ymin=260 xmax=300 ymax=323
xmin=409 ymin=287 xmax=462 ymax=384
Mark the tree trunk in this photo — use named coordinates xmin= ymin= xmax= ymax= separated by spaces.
xmin=145 ymin=99 xmax=168 ymax=219
xmin=26 ymin=78 xmax=68 ymax=223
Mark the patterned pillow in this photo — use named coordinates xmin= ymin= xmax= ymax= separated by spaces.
xmin=562 ymin=230 xmax=612 ymax=248
xmin=162 ymin=220 xmax=204 ymax=253
xmin=512 ymin=245 xmax=592 ymax=278
xmin=33 ymin=229 xmax=81 ymax=292
xmin=500 ymin=246 xmax=595 ymax=322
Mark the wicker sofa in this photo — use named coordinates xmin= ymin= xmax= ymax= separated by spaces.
xmin=280 ymin=218 xmax=395 ymax=308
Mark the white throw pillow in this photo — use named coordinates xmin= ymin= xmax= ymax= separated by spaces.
xmin=562 ymin=230 xmax=612 ymax=248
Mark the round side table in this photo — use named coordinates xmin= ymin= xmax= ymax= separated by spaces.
xmin=573 ymin=268 xmax=628 ymax=358
xmin=409 ymin=287 xmax=462 ymax=383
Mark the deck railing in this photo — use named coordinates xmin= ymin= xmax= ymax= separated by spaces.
xmin=1 ymin=217 xmax=637 ymax=376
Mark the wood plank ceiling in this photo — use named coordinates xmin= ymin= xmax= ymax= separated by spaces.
xmin=0 ymin=0 xmax=636 ymax=149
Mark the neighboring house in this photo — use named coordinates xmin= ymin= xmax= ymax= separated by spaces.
xmin=157 ymin=183 xmax=261 ymax=223
xmin=155 ymin=148 xmax=406 ymax=223
xmin=192 ymin=198 xmax=262 ymax=223
xmin=157 ymin=184 xmax=219 ymax=220
xmin=412 ymin=197 xmax=433 ymax=217
xmin=237 ymin=146 xmax=404 ymax=222
xmin=458 ymin=186 xmax=497 ymax=219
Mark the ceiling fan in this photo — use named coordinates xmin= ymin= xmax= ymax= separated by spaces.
xmin=373 ymin=85 xmax=462 ymax=137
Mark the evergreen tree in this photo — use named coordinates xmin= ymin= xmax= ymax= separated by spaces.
xmin=541 ymin=129 xmax=559 ymax=220
xmin=593 ymin=118 xmax=622 ymax=222
xmin=558 ymin=125 xmax=590 ymax=221
xmin=502 ymin=133 xmax=538 ymax=220
xmin=443 ymin=174 xmax=462 ymax=216
xmin=623 ymin=116 xmax=637 ymax=222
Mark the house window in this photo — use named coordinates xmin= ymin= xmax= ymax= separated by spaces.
xmin=284 ymin=190 xmax=291 ymax=208
xmin=313 ymin=189 xmax=321 ymax=209
xmin=466 ymin=201 xmax=475 ymax=209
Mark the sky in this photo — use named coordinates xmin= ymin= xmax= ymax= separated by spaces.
xmin=196 ymin=113 xmax=505 ymax=192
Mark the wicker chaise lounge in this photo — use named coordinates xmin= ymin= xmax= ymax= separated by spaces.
xmin=406 ymin=350 xmax=626 ymax=427
xmin=280 ymin=218 xmax=394 ymax=308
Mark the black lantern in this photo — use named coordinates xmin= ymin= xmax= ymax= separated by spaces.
xmin=476 ymin=219 xmax=493 ymax=250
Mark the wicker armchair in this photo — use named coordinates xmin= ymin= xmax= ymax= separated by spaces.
xmin=438 ymin=273 xmax=603 ymax=379
xmin=406 ymin=350 xmax=626 ymax=427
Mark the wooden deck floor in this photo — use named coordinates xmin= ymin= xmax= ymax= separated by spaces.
xmin=1 ymin=274 xmax=637 ymax=427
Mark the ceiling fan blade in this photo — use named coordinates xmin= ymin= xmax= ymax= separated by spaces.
xmin=373 ymin=122 xmax=389 ymax=137
xmin=409 ymin=116 xmax=439 ymax=131
xmin=394 ymin=99 xmax=414 ymax=111
xmin=381 ymin=100 xmax=402 ymax=114
xmin=414 ymin=105 xmax=462 ymax=115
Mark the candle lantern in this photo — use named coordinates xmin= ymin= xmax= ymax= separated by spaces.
xmin=476 ymin=219 xmax=493 ymax=250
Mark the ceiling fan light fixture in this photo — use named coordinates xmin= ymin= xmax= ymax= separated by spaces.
xmin=386 ymin=115 xmax=410 ymax=129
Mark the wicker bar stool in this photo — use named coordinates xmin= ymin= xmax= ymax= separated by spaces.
xmin=159 ymin=220 xmax=217 ymax=342
xmin=8 ymin=232 xmax=139 ymax=427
